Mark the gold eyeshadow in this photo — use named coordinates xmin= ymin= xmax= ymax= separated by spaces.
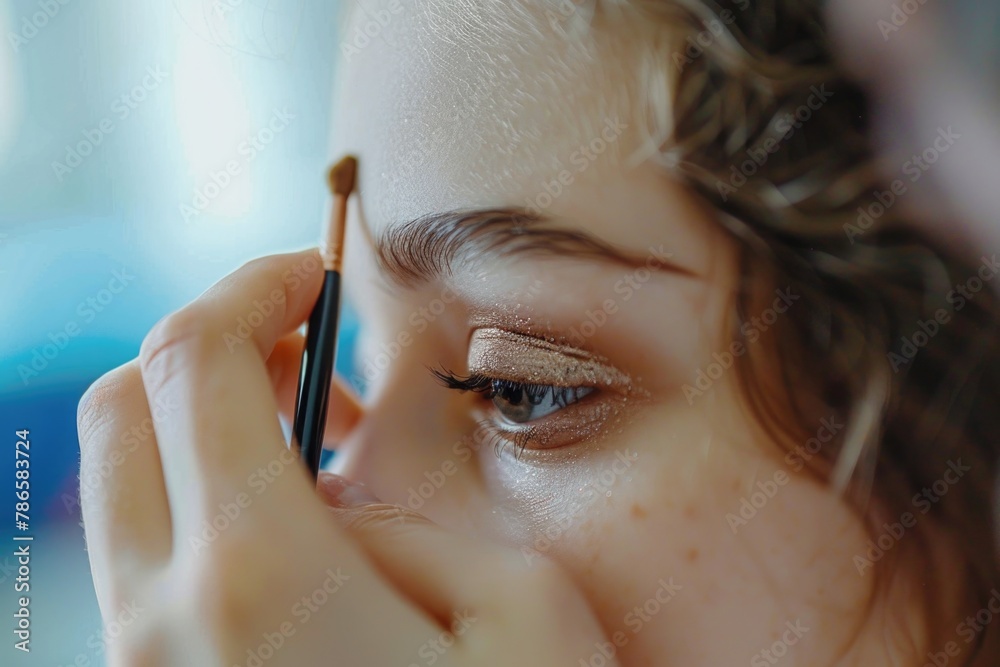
xmin=466 ymin=328 xmax=634 ymax=393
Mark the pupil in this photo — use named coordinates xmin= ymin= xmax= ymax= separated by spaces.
xmin=497 ymin=383 xmax=525 ymax=405
xmin=492 ymin=381 xmax=536 ymax=423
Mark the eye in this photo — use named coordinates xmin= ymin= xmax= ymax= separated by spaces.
xmin=432 ymin=371 xmax=594 ymax=424
xmin=430 ymin=329 xmax=638 ymax=457
xmin=490 ymin=380 xmax=594 ymax=423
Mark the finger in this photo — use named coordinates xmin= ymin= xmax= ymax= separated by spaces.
xmin=126 ymin=251 xmax=467 ymax=664
xmin=138 ymin=250 xmax=325 ymax=530
xmin=317 ymin=473 xmax=525 ymax=625
xmin=268 ymin=331 xmax=363 ymax=447
xmin=77 ymin=360 xmax=172 ymax=596
xmin=319 ymin=474 xmax=615 ymax=665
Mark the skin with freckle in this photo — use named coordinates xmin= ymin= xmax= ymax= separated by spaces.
xmin=327 ymin=1 xmax=927 ymax=665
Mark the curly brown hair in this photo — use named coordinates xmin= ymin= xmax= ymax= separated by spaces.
xmin=599 ymin=0 xmax=1000 ymax=663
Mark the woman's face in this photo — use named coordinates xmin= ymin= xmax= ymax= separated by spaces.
xmin=329 ymin=2 xmax=907 ymax=664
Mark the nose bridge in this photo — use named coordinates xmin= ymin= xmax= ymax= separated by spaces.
xmin=330 ymin=333 xmax=461 ymax=506
xmin=331 ymin=260 xmax=478 ymax=508
xmin=332 ymin=353 xmax=501 ymax=536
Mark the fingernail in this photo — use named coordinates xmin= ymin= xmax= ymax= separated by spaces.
xmin=318 ymin=473 xmax=381 ymax=508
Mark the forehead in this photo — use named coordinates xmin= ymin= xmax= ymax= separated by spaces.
xmin=330 ymin=0 xmax=643 ymax=234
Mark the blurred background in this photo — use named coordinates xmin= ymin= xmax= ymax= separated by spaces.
xmin=0 ymin=0 xmax=356 ymax=663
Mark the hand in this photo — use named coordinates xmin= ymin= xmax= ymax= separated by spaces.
xmin=77 ymin=249 xmax=614 ymax=666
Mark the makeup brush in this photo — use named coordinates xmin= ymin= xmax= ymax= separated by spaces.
xmin=293 ymin=155 xmax=357 ymax=480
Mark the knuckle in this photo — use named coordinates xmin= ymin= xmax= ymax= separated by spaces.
xmin=222 ymin=255 xmax=288 ymax=297
xmin=242 ymin=254 xmax=284 ymax=276
xmin=336 ymin=504 xmax=431 ymax=534
xmin=139 ymin=307 xmax=213 ymax=387
xmin=77 ymin=361 xmax=142 ymax=453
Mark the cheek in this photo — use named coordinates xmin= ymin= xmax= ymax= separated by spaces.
xmin=477 ymin=412 xmax=876 ymax=664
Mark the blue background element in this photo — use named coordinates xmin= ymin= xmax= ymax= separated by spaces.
xmin=0 ymin=1 xmax=358 ymax=663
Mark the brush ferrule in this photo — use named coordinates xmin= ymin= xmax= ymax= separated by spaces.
xmin=321 ymin=194 xmax=348 ymax=272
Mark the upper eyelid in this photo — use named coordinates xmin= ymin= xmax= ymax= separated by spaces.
xmin=466 ymin=327 xmax=634 ymax=393
xmin=434 ymin=370 xmax=592 ymax=400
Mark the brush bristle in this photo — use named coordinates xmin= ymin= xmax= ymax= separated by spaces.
xmin=328 ymin=156 xmax=357 ymax=196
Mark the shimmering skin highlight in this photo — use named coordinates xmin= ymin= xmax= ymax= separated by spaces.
xmin=467 ymin=328 xmax=634 ymax=393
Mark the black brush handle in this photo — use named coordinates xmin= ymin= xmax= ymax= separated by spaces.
xmin=293 ymin=270 xmax=341 ymax=479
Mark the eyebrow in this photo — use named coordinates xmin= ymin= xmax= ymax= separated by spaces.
xmin=373 ymin=207 xmax=692 ymax=288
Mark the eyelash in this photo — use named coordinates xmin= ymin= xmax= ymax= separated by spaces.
xmin=433 ymin=370 xmax=542 ymax=401
xmin=433 ymin=370 xmax=588 ymax=408
xmin=432 ymin=369 xmax=595 ymax=458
